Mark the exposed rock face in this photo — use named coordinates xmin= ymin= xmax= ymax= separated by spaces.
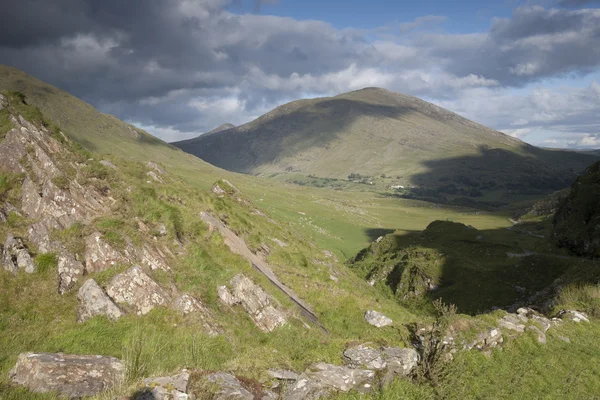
xmin=9 ymin=353 xmax=125 ymax=398
xmin=218 ymin=273 xmax=287 ymax=332
xmin=58 ymin=252 xmax=85 ymax=294
xmin=364 ymin=310 xmax=392 ymax=328
xmin=343 ymin=344 xmax=386 ymax=370
xmin=141 ymin=370 xmax=190 ymax=400
xmin=382 ymin=347 xmax=419 ymax=377
xmin=141 ymin=244 xmax=170 ymax=271
xmin=172 ymin=294 xmax=221 ymax=336
xmin=283 ymin=363 xmax=375 ymax=400
xmin=106 ymin=266 xmax=169 ymax=315
xmin=203 ymin=372 xmax=254 ymax=400
xmin=553 ymin=161 xmax=600 ymax=257
xmin=77 ymin=279 xmax=123 ymax=323
xmin=85 ymin=232 xmax=132 ymax=273
xmin=2 ymin=236 xmax=34 ymax=274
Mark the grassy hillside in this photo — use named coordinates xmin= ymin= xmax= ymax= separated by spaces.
xmin=173 ymin=87 xmax=598 ymax=203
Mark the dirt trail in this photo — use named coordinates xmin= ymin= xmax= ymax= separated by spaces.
xmin=200 ymin=212 xmax=328 ymax=333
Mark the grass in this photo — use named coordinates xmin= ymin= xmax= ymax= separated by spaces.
xmin=2 ymin=66 xmax=600 ymax=400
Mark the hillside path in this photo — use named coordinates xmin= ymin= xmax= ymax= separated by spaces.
xmin=200 ymin=212 xmax=328 ymax=333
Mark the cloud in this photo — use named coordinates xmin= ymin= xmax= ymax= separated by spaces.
xmin=558 ymin=0 xmax=600 ymax=6
xmin=0 ymin=1 xmax=598 ymax=146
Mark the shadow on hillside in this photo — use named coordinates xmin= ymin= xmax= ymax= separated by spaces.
xmin=174 ymin=98 xmax=417 ymax=174
xmin=364 ymin=228 xmax=396 ymax=242
xmin=356 ymin=221 xmax=600 ymax=316
xmin=391 ymin=145 xmax=599 ymax=210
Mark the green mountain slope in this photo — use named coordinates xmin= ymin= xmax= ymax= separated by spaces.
xmin=173 ymin=87 xmax=598 ymax=202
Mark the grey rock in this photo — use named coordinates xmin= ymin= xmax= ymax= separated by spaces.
xmin=204 ymin=372 xmax=254 ymax=400
xmin=284 ymin=362 xmax=375 ymax=400
xmin=268 ymin=369 xmax=300 ymax=381
xmin=141 ymin=370 xmax=190 ymax=400
xmin=557 ymin=310 xmax=590 ymax=323
xmin=58 ymin=252 xmax=85 ymax=294
xmin=382 ymin=347 xmax=419 ymax=377
xmin=9 ymin=352 xmax=125 ymax=398
xmin=527 ymin=325 xmax=547 ymax=344
xmin=157 ymin=223 xmax=168 ymax=236
xmin=0 ymin=93 xmax=7 ymax=109
xmin=364 ymin=310 xmax=392 ymax=328
xmin=0 ymin=209 xmax=6 ymax=223
xmin=498 ymin=314 xmax=526 ymax=333
xmin=141 ymin=245 xmax=170 ymax=272
xmin=99 ymin=160 xmax=118 ymax=170
xmin=106 ymin=266 xmax=169 ymax=315
xmin=147 ymin=161 xmax=166 ymax=175
xmin=218 ymin=273 xmax=287 ymax=332
xmin=343 ymin=344 xmax=386 ymax=370
xmin=172 ymin=294 xmax=221 ymax=336
xmin=558 ymin=335 xmax=571 ymax=343
xmin=77 ymin=279 xmax=123 ymax=323
xmin=85 ymin=232 xmax=131 ymax=273
xmin=147 ymin=171 xmax=164 ymax=183
xmin=2 ymin=236 xmax=34 ymax=274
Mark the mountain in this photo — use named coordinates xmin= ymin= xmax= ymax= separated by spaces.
xmin=3 ymin=67 xmax=600 ymax=400
xmin=173 ymin=88 xmax=599 ymax=203
xmin=208 ymin=122 xmax=235 ymax=134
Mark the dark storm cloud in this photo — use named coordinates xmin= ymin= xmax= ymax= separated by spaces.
xmin=0 ymin=1 xmax=598 ymax=143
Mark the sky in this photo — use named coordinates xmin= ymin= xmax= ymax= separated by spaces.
xmin=0 ymin=0 xmax=600 ymax=148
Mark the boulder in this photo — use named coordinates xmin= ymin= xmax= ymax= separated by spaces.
xmin=106 ymin=266 xmax=169 ymax=315
xmin=382 ymin=347 xmax=419 ymax=377
xmin=77 ymin=279 xmax=123 ymax=322
xmin=364 ymin=310 xmax=392 ymax=328
xmin=2 ymin=235 xmax=34 ymax=274
xmin=283 ymin=363 xmax=375 ymax=400
xmin=140 ymin=370 xmax=190 ymax=400
xmin=9 ymin=353 xmax=125 ymax=398
xmin=218 ymin=274 xmax=287 ymax=332
xmin=557 ymin=310 xmax=590 ymax=323
xmin=84 ymin=232 xmax=131 ymax=273
xmin=202 ymin=372 xmax=254 ymax=400
xmin=343 ymin=344 xmax=386 ymax=370
xmin=268 ymin=369 xmax=300 ymax=381
xmin=498 ymin=314 xmax=526 ymax=333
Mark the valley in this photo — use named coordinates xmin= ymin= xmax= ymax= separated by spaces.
xmin=0 ymin=66 xmax=599 ymax=400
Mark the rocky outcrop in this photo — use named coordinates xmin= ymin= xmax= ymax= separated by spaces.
xmin=9 ymin=353 xmax=125 ymax=398
xmin=283 ymin=363 xmax=375 ymax=400
xmin=2 ymin=235 xmax=34 ymax=274
xmin=172 ymin=294 xmax=221 ymax=336
xmin=202 ymin=372 xmax=254 ymax=400
xmin=106 ymin=266 xmax=170 ymax=315
xmin=364 ymin=310 xmax=392 ymax=328
xmin=218 ymin=273 xmax=287 ymax=332
xmin=77 ymin=279 xmax=123 ymax=323
xmin=343 ymin=344 xmax=386 ymax=370
xmin=57 ymin=251 xmax=85 ymax=294
xmin=140 ymin=370 xmax=191 ymax=400
xmin=84 ymin=232 xmax=132 ymax=273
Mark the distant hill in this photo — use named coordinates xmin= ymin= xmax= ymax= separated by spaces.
xmin=173 ymin=88 xmax=599 ymax=203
